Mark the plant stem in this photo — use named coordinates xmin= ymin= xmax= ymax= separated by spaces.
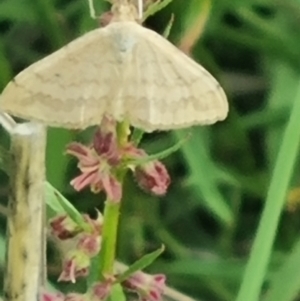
xmin=4 ymin=122 xmax=47 ymax=301
xmin=98 ymin=200 xmax=121 ymax=276
xmin=236 ymin=83 xmax=300 ymax=301
xmin=98 ymin=121 xmax=129 ymax=278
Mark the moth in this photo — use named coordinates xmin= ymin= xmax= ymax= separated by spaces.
xmin=0 ymin=0 xmax=228 ymax=132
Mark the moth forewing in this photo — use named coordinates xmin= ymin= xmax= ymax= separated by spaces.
xmin=121 ymin=23 xmax=228 ymax=131
xmin=0 ymin=27 xmax=119 ymax=129
xmin=0 ymin=3 xmax=228 ymax=131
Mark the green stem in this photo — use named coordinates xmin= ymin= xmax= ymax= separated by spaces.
xmin=98 ymin=200 xmax=121 ymax=276
xmin=98 ymin=121 xmax=129 ymax=278
xmin=236 ymin=83 xmax=300 ymax=301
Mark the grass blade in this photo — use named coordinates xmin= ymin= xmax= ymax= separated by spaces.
xmin=236 ymin=78 xmax=300 ymax=301
xmin=265 ymin=238 xmax=300 ymax=301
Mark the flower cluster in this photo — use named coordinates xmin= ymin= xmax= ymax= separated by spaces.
xmin=41 ymin=280 xmax=112 ymax=301
xmin=50 ymin=213 xmax=103 ymax=283
xmin=67 ymin=117 xmax=170 ymax=202
xmin=123 ymin=272 xmax=166 ymax=301
xmin=41 ymin=271 xmax=165 ymax=301
xmin=48 ymin=211 xmax=166 ymax=300
xmin=47 ymin=117 xmax=169 ymax=301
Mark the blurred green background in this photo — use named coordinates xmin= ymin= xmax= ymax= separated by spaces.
xmin=2 ymin=0 xmax=300 ymax=301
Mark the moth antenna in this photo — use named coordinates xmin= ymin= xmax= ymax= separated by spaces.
xmin=137 ymin=0 xmax=143 ymax=20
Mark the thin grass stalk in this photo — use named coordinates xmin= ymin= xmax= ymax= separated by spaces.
xmin=236 ymin=82 xmax=300 ymax=301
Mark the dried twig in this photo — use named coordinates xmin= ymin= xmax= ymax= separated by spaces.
xmin=2 ymin=119 xmax=47 ymax=301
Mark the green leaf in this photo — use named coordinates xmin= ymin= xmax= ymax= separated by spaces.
xmin=117 ymin=245 xmax=165 ymax=283
xmin=27 ymin=0 xmax=65 ymax=48
xmin=0 ymin=234 xmax=6 ymax=263
xmin=45 ymin=182 xmax=91 ymax=232
xmin=45 ymin=182 xmax=65 ymax=214
xmin=108 ymin=284 xmax=126 ymax=301
xmin=87 ymin=256 xmax=99 ymax=287
xmin=0 ymin=0 xmax=37 ymax=23
xmin=265 ymin=239 xmax=300 ymax=301
xmin=46 ymin=128 xmax=74 ymax=192
xmin=236 ymin=75 xmax=300 ymax=301
xmin=131 ymin=128 xmax=144 ymax=146
xmin=174 ymin=129 xmax=233 ymax=226
xmin=126 ymin=135 xmax=189 ymax=166
xmin=162 ymin=258 xmax=246 ymax=281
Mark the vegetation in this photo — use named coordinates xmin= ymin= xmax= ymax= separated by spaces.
xmin=1 ymin=0 xmax=300 ymax=301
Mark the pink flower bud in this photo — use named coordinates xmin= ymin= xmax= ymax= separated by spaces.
xmin=65 ymin=293 xmax=88 ymax=301
xmin=135 ymin=161 xmax=170 ymax=196
xmin=58 ymin=250 xmax=90 ymax=283
xmin=66 ymin=120 xmax=122 ymax=202
xmin=67 ymin=143 xmax=99 ymax=167
xmin=89 ymin=281 xmax=113 ymax=301
xmin=93 ymin=117 xmax=120 ymax=165
xmin=83 ymin=212 xmax=103 ymax=234
xmin=78 ymin=234 xmax=101 ymax=257
xmin=123 ymin=143 xmax=170 ymax=196
xmin=70 ymin=169 xmax=101 ymax=192
xmin=49 ymin=214 xmax=79 ymax=240
xmin=41 ymin=291 xmax=64 ymax=301
xmin=98 ymin=11 xmax=113 ymax=27
xmin=122 ymin=272 xmax=166 ymax=301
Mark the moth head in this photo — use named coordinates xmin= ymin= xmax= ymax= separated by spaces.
xmin=111 ymin=0 xmax=139 ymax=22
